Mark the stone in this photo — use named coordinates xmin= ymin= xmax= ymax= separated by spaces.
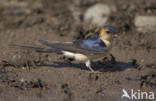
xmin=134 ymin=16 xmax=156 ymax=33
xmin=84 ymin=3 xmax=111 ymax=26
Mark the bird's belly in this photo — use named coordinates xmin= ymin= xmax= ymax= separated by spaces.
xmin=62 ymin=51 xmax=88 ymax=62
xmin=74 ymin=53 xmax=88 ymax=62
xmin=62 ymin=51 xmax=108 ymax=62
xmin=88 ymin=52 xmax=107 ymax=61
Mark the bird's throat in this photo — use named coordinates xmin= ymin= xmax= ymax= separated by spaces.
xmin=102 ymin=39 xmax=111 ymax=47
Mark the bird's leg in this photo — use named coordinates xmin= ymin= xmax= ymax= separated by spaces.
xmin=85 ymin=60 xmax=95 ymax=72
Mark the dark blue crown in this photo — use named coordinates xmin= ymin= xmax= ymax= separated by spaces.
xmin=104 ymin=25 xmax=116 ymax=33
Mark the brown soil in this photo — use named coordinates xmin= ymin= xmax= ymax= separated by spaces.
xmin=0 ymin=0 xmax=156 ymax=101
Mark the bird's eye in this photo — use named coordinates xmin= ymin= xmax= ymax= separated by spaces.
xmin=106 ymin=31 xmax=112 ymax=34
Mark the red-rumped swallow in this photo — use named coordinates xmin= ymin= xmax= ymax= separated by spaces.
xmin=10 ymin=25 xmax=117 ymax=72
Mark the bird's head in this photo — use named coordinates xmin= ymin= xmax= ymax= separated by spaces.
xmin=99 ymin=25 xmax=117 ymax=41
xmin=99 ymin=25 xmax=117 ymax=47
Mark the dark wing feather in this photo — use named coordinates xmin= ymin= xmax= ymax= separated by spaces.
xmin=38 ymin=40 xmax=89 ymax=53
xmin=73 ymin=36 xmax=107 ymax=53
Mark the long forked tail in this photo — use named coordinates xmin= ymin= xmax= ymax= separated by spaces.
xmin=9 ymin=44 xmax=62 ymax=54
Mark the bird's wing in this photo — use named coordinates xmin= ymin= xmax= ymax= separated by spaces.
xmin=38 ymin=36 xmax=108 ymax=54
xmin=73 ymin=36 xmax=107 ymax=53
xmin=38 ymin=40 xmax=89 ymax=53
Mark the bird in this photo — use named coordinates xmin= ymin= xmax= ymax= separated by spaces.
xmin=121 ymin=89 xmax=130 ymax=99
xmin=10 ymin=25 xmax=117 ymax=72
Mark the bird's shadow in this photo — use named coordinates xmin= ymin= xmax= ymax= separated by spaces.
xmin=37 ymin=60 xmax=139 ymax=72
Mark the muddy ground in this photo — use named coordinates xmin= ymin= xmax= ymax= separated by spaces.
xmin=0 ymin=0 xmax=156 ymax=101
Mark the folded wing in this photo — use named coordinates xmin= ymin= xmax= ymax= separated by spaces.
xmin=38 ymin=36 xmax=107 ymax=54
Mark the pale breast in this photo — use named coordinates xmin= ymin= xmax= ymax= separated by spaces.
xmin=87 ymin=52 xmax=108 ymax=61
xmin=74 ymin=53 xmax=88 ymax=62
